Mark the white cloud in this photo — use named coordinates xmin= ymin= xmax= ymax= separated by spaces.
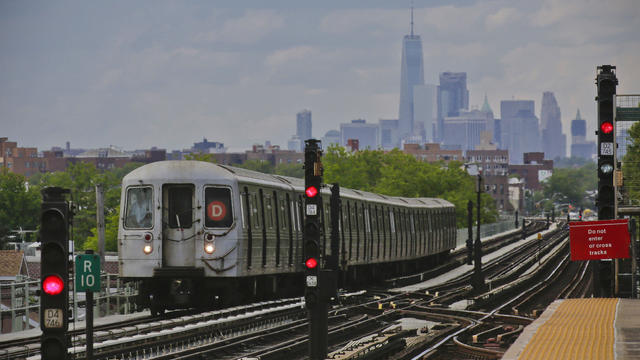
xmin=485 ymin=7 xmax=522 ymax=30
xmin=196 ymin=9 xmax=284 ymax=44
xmin=265 ymin=45 xmax=316 ymax=68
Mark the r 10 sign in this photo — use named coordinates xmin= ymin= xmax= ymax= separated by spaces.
xmin=75 ymin=254 xmax=101 ymax=292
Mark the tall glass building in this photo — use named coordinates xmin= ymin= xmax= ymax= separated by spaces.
xmin=398 ymin=9 xmax=424 ymax=143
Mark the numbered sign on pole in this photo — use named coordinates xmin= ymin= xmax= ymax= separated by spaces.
xmin=75 ymin=254 xmax=101 ymax=292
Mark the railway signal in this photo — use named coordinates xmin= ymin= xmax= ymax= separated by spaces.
xmin=596 ymin=65 xmax=617 ymax=221
xmin=303 ymin=139 xmax=328 ymax=359
xmin=40 ymin=187 xmax=71 ymax=360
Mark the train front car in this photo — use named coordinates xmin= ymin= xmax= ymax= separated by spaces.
xmin=118 ymin=161 xmax=240 ymax=315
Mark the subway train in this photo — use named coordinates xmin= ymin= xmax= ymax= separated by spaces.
xmin=118 ymin=160 xmax=456 ymax=314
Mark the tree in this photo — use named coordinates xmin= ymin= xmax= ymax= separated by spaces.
xmin=0 ymin=170 xmax=40 ymax=247
xmin=274 ymin=163 xmax=304 ymax=178
xmin=542 ymin=162 xmax=597 ymax=210
xmin=236 ymin=160 xmax=275 ymax=174
xmin=84 ymin=205 xmax=120 ymax=252
xmin=184 ymin=152 xmax=216 ymax=162
xmin=323 ymin=146 xmax=498 ymax=227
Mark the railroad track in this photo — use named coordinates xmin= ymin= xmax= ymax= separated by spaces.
xmin=1 ymin=298 xmax=305 ymax=359
xmin=4 ymin=222 xmax=574 ymax=360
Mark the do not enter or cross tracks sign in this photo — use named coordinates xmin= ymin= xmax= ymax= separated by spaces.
xmin=75 ymin=254 xmax=101 ymax=292
xmin=569 ymin=219 xmax=630 ymax=261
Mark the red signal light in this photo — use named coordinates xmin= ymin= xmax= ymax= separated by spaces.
xmin=600 ymin=122 xmax=613 ymax=134
xmin=305 ymin=186 xmax=318 ymax=198
xmin=305 ymin=257 xmax=318 ymax=269
xmin=42 ymin=275 xmax=64 ymax=295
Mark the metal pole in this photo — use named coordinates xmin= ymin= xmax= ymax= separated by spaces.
xmin=86 ymin=250 xmax=94 ymax=360
xmin=515 ymin=210 xmax=519 ymax=228
xmin=631 ymin=218 xmax=637 ymax=298
xmin=95 ymin=185 xmax=105 ymax=265
xmin=467 ymin=200 xmax=473 ymax=265
xmin=473 ymin=175 xmax=485 ymax=292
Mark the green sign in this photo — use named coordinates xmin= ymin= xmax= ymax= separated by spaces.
xmin=75 ymin=254 xmax=100 ymax=292
xmin=617 ymin=107 xmax=640 ymax=121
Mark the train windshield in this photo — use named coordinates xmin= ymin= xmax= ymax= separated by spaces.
xmin=204 ymin=187 xmax=233 ymax=228
xmin=125 ymin=187 xmax=153 ymax=229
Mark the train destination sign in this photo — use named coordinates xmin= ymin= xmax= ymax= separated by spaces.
xmin=569 ymin=219 xmax=630 ymax=260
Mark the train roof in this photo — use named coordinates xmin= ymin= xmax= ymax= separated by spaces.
xmin=123 ymin=161 xmax=454 ymax=209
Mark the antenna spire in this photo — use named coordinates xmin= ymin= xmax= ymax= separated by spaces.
xmin=410 ymin=3 xmax=414 ymax=36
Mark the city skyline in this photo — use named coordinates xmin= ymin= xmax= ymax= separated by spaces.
xmin=1 ymin=1 xmax=638 ymax=151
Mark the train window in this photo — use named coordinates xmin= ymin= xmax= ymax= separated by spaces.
xmin=389 ymin=210 xmax=396 ymax=233
xmin=364 ymin=207 xmax=371 ymax=233
xmin=124 ymin=186 xmax=153 ymax=229
xmin=252 ymin=193 xmax=261 ymax=229
xmin=204 ymin=187 xmax=233 ymax=228
xmin=280 ymin=198 xmax=287 ymax=230
xmin=240 ymin=191 xmax=247 ymax=229
xmin=410 ymin=213 xmax=415 ymax=234
xmin=265 ymin=195 xmax=274 ymax=229
xmin=168 ymin=186 xmax=193 ymax=229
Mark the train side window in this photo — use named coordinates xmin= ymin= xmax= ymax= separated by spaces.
xmin=204 ymin=187 xmax=233 ymax=228
xmin=410 ymin=212 xmax=415 ymax=234
xmin=290 ymin=200 xmax=297 ymax=232
xmin=124 ymin=186 xmax=153 ymax=229
xmin=364 ymin=206 xmax=371 ymax=233
xmin=389 ymin=210 xmax=396 ymax=233
xmin=280 ymin=198 xmax=287 ymax=230
xmin=240 ymin=191 xmax=247 ymax=229
xmin=265 ymin=195 xmax=274 ymax=229
xmin=252 ymin=193 xmax=261 ymax=229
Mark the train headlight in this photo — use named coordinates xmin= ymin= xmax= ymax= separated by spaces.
xmin=143 ymin=244 xmax=153 ymax=254
xmin=204 ymin=233 xmax=215 ymax=254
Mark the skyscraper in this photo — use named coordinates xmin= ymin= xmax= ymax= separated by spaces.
xmin=437 ymin=72 xmax=469 ymax=141
xmin=500 ymin=100 xmax=541 ymax=164
xmin=413 ymin=83 xmax=437 ymax=143
xmin=540 ymin=92 xmax=566 ymax=160
xmin=571 ymin=109 xmax=596 ymax=159
xmin=296 ymin=110 xmax=312 ymax=141
xmin=398 ymin=7 xmax=424 ymax=142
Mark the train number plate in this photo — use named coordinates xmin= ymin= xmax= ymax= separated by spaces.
xmin=44 ymin=308 xmax=63 ymax=328
xmin=306 ymin=204 xmax=317 ymax=216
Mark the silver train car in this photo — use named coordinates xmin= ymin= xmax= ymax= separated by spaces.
xmin=118 ymin=161 xmax=456 ymax=314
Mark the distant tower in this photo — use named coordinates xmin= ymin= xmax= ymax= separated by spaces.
xmin=571 ymin=109 xmax=596 ymax=159
xmin=296 ymin=110 xmax=312 ymax=141
xmin=500 ymin=100 xmax=540 ymax=164
xmin=540 ymin=92 xmax=566 ymax=159
xmin=398 ymin=6 xmax=425 ymax=143
xmin=437 ymin=72 xmax=469 ymax=142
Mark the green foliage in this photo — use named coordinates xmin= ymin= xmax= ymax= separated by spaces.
xmin=184 ymin=152 xmax=216 ymax=162
xmin=542 ymin=162 xmax=597 ymax=209
xmin=0 ymin=170 xmax=41 ymax=246
xmin=274 ymin=163 xmax=304 ymax=178
xmin=84 ymin=205 xmax=120 ymax=252
xmin=236 ymin=160 xmax=275 ymax=174
xmin=27 ymin=162 xmax=144 ymax=250
xmin=622 ymin=121 xmax=640 ymax=203
xmin=323 ymin=146 xmax=498 ymax=227
xmin=554 ymin=156 xmax=595 ymax=168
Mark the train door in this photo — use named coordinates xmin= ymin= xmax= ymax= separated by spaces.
xmin=163 ymin=184 xmax=196 ymax=267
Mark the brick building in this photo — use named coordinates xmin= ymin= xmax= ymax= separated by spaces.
xmin=0 ymin=138 xmax=47 ymax=177
xmin=508 ymin=152 xmax=553 ymax=191
xmin=466 ymin=149 xmax=510 ymax=211
xmin=403 ymin=143 xmax=463 ymax=163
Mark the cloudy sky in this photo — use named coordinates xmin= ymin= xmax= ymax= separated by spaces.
xmin=1 ymin=0 xmax=638 ymax=152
